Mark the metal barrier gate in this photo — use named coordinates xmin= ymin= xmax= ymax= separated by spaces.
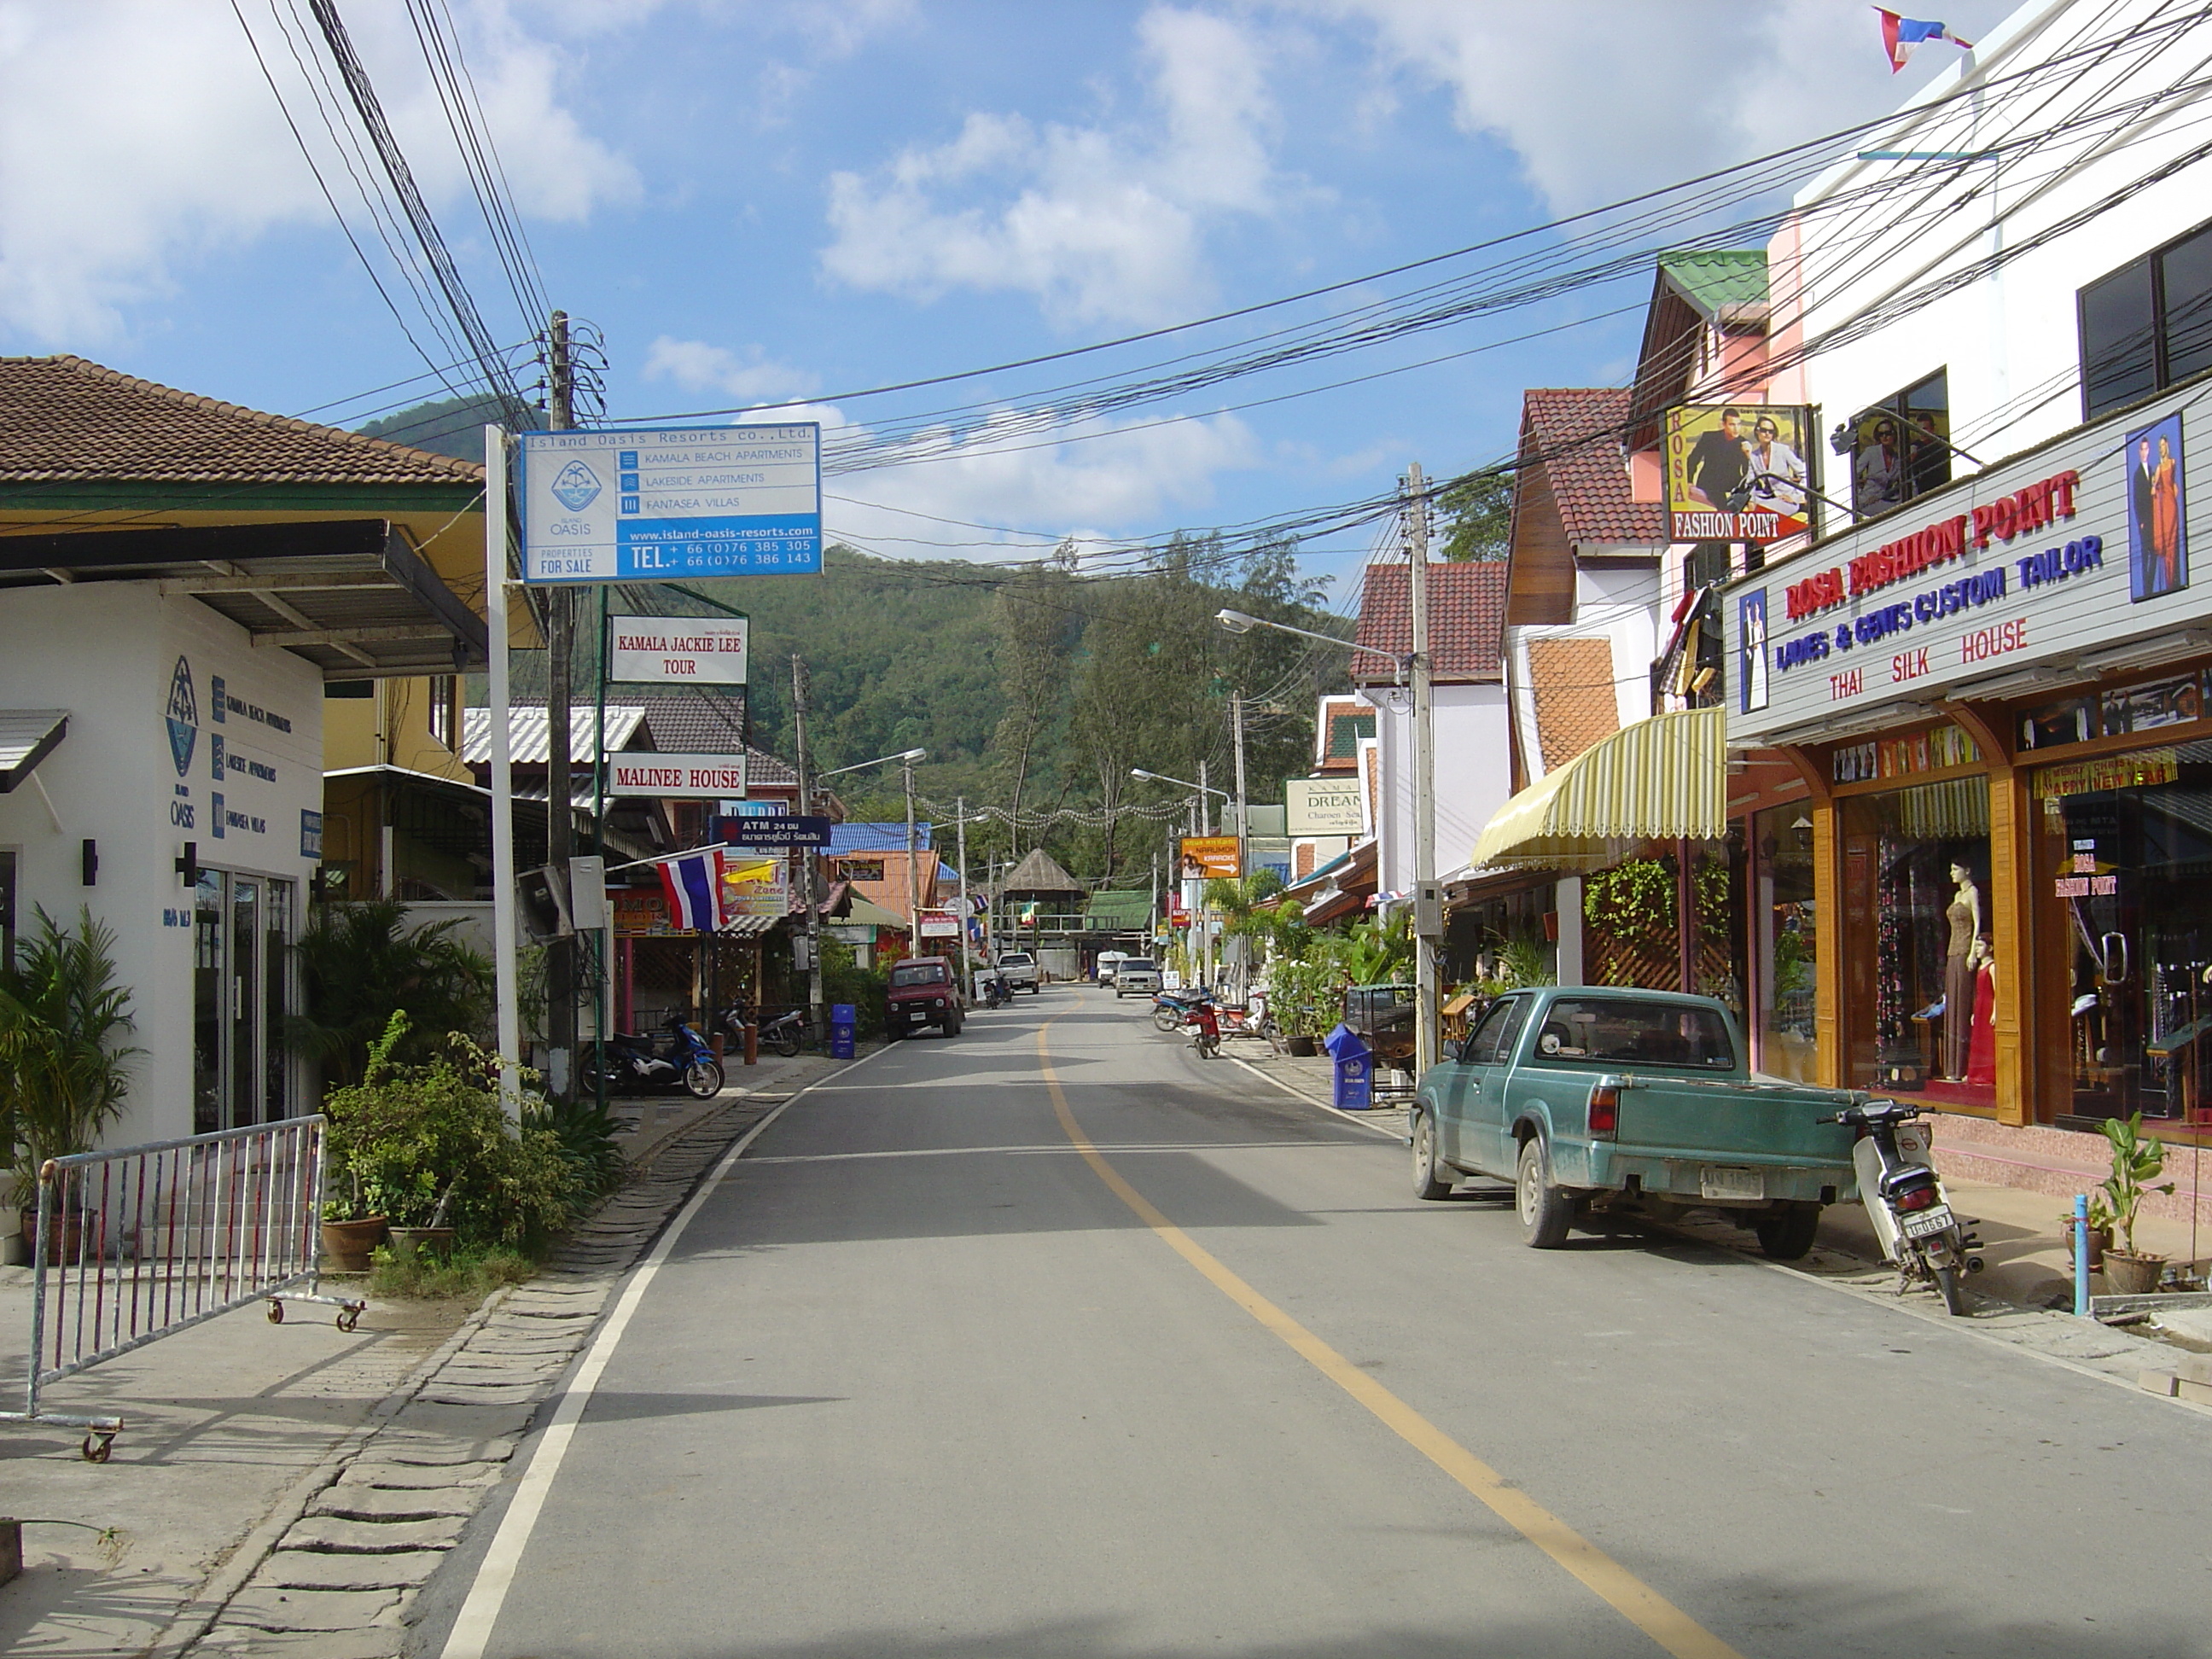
xmin=3 ymin=1115 xmax=364 ymax=1460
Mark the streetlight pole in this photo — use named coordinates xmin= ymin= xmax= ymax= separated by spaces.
xmin=792 ymin=655 xmax=824 ymax=1038
xmin=902 ymin=755 xmax=920 ymax=947
xmin=1405 ymin=462 xmax=1439 ymax=1080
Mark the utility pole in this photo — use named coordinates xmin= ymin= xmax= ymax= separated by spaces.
xmin=792 ymin=655 xmax=824 ymax=1036
xmin=1406 ymin=461 xmax=1439 ymax=1080
xmin=956 ymin=796 xmax=971 ymax=988
xmin=544 ymin=309 xmax=575 ymax=1101
xmin=1231 ymin=690 xmax=1249 ymax=883
xmin=902 ymin=756 xmax=920 ymax=949
xmin=485 ymin=425 xmax=520 ymax=1113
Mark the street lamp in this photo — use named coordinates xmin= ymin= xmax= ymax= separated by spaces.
xmin=1215 ymin=609 xmax=1408 ymax=675
xmin=822 ymin=748 xmax=928 ymax=951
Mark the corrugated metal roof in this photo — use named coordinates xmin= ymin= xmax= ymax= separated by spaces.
xmin=0 ymin=708 xmax=67 ymax=792
xmin=461 ymin=704 xmax=650 ymax=765
xmin=828 ymin=822 xmax=934 ymax=853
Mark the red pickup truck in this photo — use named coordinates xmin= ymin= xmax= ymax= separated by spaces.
xmin=885 ymin=956 xmax=964 ymax=1039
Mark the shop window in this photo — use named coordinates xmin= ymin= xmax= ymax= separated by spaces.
xmin=1840 ymin=777 xmax=1994 ymax=1107
xmin=841 ymin=859 xmax=886 ymax=883
xmin=2016 ymin=668 xmax=2211 ymax=754
xmin=1754 ymin=806 xmax=1817 ymax=1083
xmin=673 ymin=801 xmax=707 ymax=845
xmin=2036 ymin=741 xmax=2212 ymax=1126
xmin=1846 ymin=370 xmax=1951 ymax=521
xmin=428 ymin=675 xmax=457 ymax=749
xmin=325 ymin=680 xmax=373 ymax=699
xmin=2079 ymin=218 xmax=2212 ymax=420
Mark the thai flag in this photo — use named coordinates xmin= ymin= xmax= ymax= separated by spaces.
xmin=1877 ymin=9 xmax=1972 ymax=72
xmin=659 ymin=848 xmax=724 ymax=932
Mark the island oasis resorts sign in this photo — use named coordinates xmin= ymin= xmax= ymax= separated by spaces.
xmin=1726 ymin=396 xmax=2195 ymax=744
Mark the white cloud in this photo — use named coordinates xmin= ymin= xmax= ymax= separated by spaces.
xmin=1289 ymin=0 xmax=2019 ymax=211
xmin=819 ymin=5 xmax=1295 ymax=328
xmin=0 ymin=0 xmax=633 ymax=343
xmin=643 ymin=335 xmax=820 ymax=405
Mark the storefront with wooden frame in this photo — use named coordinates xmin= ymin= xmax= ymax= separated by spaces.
xmin=1724 ymin=377 xmax=2212 ymax=1138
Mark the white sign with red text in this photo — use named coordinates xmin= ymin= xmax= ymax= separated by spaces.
xmin=608 ymin=615 xmax=748 ymax=684
xmin=607 ymin=752 xmax=749 ymax=799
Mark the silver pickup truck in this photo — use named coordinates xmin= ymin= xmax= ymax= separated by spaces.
xmin=995 ymin=951 xmax=1041 ymax=994
xmin=1412 ymin=987 xmax=1861 ymax=1258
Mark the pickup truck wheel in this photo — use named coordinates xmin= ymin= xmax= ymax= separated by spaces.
xmin=1754 ymin=1204 xmax=1820 ymax=1261
xmin=1411 ymin=1111 xmax=1454 ymax=1201
xmin=1515 ymin=1137 xmax=1574 ymax=1249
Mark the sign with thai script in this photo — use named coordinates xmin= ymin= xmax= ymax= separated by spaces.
xmin=1285 ymin=777 xmax=1366 ymax=835
xmin=521 ymin=426 xmax=820 ymax=584
xmin=607 ymin=752 xmax=748 ymax=799
xmin=608 ymin=615 xmax=749 ymax=684
xmin=917 ymin=909 xmax=960 ymax=939
xmin=1726 ymin=381 xmax=2210 ymax=746
xmin=718 ymin=855 xmax=787 ymax=918
xmin=1179 ymin=836 xmax=1241 ymax=879
xmin=713 ymin=815 xmax=832 ymax=847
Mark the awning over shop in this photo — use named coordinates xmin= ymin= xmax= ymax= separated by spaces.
xmin=841 ymin=894 xmax=908 ymax=930
xmin=1085 ymin=889 xmax=1153 ymax=930
xmin=0 ymin=708 xmax=66 ymax=793
xmin=1470 ymin=706 xmax=1728 ymax=873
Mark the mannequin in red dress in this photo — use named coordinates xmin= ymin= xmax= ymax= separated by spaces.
xmin=1964 ymin=937 xmax=1996 ymax=1090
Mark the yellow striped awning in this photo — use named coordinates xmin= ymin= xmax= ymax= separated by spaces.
xmin=1470 ymin=707 xmax=1729 ymax=873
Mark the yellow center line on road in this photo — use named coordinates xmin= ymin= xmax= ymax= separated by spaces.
xmin=1036 ymin=1026 xmax=1747 ymax=1659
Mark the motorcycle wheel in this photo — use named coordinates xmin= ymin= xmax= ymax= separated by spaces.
xmin=684 ymin=1058 xmax=725 ymax=1099
xmin=773 ymin=1025 xmax=800 ymax=1058
xmin=1930 ymin=1259 xmax=1969 ymax=1316
xmin=1152 ymin=1007 xmax=1180 ymax=1033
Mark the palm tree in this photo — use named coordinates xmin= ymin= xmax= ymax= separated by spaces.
xmin=288 ymin=900 xmax=492 ymax=1091
xmin=0 ymin=907 xmax=142 ymax=1194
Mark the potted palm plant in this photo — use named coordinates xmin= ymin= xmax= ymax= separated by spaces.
xmin=0 ymin=909 xmax=141 ymax=1260
xmin=2098 ymin=1112 xmax=2175 ymax=1295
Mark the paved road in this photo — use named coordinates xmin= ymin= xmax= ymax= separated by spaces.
xmin=411 ymin=990 xmax=2211 ymax=1659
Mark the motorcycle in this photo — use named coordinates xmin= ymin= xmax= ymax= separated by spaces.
xmin=981 ymin=973 xmax=1014 ymax=1010
xmin=585 ymin=1016 xmax=725 ymax=1099
xmin=1188 ymin=1000 xmax=1222 ymax=1059
xmin=1151 ymin=987 xmax=1214 ymax=1033
xmin=719 ymin=1002 xmax=811 ymax=1058
xmin=1831 ymin=1098 xmax=1983 ymax=1315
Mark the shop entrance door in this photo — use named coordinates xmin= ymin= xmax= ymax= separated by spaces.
xmin=192 ymin=870 xmax=296 ymax=1134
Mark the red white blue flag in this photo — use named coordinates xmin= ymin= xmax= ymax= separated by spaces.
xmin=1876 ymin=9 xmax=1973 ymax=73
xmin=658 ymin=847 xmax=725 ymax=931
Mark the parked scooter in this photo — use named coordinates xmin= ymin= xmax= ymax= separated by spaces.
xmin=719 ymin=1001 xmax=810 ymax=1058
xmin=1188 ymin=999 xmax=1222 ymax=1059
xmin=1151 ymin=986 xmax=1213 ymax=1033
xmin=585 ymin=1016 xmax=725 ymax=1099
xmin=1831 ymin=1099 xmax=1983 ymax=1315
xmin=981 ymin=971 xmax=1014 ymax=1010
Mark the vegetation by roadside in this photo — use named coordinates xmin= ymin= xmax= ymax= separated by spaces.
xmin=366 ymin=1241 xmax=537 ymax=1301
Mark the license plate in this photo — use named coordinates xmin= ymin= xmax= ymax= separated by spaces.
xmin=1701 ymin=1167 xmax=1765 ymax=1201
xmin=1901 ymin=1205 xmax=1954 ymax=1239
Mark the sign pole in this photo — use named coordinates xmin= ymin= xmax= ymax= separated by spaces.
xmin=485 ymin=426 xmax=521 ymax=1113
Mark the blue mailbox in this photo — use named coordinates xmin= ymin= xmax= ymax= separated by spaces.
xmin=1322 ymin=1022 xmax=1373 ymax=1111
xmin=830 ymin=1003 xmax=857 ymax=1059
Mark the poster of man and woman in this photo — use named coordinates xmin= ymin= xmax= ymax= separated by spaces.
xmin=2129 ymin=410 xmax=2187 ymax=602
xmin=1663 ymin=405 xmax=1813 ymax=542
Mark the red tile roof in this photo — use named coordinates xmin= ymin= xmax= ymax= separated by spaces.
xmin=1353 ymin=561 xmax=1506 ymax=681
xmin=1527 ymin=637 xmax=1620 ymax=770
xmin=1521 ymin=388 xmax=1664 ymax=546
xmin=0 ymin=355 xmax=482 ymax=486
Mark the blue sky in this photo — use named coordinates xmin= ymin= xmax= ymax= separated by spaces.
xmin=0 ymin=0 xmax=2017 ymax=603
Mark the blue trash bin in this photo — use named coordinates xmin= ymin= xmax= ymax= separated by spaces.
xmin=1322 ymin=1022 xmax=1373 ymax=1111
xmin=830 ymin=1003 xmax=857 ymax=1059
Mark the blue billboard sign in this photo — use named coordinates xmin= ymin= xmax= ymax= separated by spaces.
xmin=520 ymin=423 xmax=821 ymax=583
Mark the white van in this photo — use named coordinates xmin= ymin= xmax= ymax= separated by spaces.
xmin=1096 ymin=951 xmax=1129 ymax=984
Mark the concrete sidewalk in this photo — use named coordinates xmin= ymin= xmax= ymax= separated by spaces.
xmin=0 ymin=1047 xmax=868 ymax=1656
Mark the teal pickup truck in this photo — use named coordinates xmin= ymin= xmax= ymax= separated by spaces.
xmin=1411 ymin=987 xmax=1860 ymax=1259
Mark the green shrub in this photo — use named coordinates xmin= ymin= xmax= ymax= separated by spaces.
xmin=821 ymin=934 xmax=888 ymax=1036
xmin=323 ymin=1013 xmax=585 ymax=1252
xmin=523 ymin=1093 xmax=626 ymax=1202
xmin=0 ymin=907 xmax=142 ymax=1196
xmin=369 ymin=1242 xmax=537 ymax=1301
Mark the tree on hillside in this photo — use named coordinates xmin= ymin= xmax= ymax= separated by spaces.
xmin=1438 ymin=468 xmax=1515 ymax=562
xmin=991 ymin=546 xmax=1080 ymax=856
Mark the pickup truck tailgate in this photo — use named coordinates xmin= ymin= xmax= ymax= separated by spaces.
xmin=1619 ymin=1080 xmax=1854 ymax=1167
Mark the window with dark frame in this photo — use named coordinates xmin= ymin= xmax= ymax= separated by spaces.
xmin=428 ymin=675 xmax=457 ymax=749
xmin=2080 ymin=218 xmax=2212 ymax=420
xmin=1848 ymin=369 xmax=1951 ymax=521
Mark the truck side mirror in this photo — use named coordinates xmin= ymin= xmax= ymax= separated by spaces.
xmin=1441 ymin=1038 xmax=1464 ymax=1063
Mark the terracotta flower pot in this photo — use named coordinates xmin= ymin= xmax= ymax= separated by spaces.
xmin=20 ymin=1208 xmax=86 ymax=1264
xmin=319 ymin=1216 xmax=388 ymax=1273
xmin=2101 ymin=1249 xmax=2166 ymax=1295
xmin=2062 ymin=1219 xmax=2110 ymax=1270
xmin=387 ymin=1225 xmax=454 ymax=1263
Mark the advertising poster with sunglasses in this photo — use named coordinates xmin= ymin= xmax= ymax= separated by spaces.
xmin=1663 ymin=405 xmax=1813 ymax=543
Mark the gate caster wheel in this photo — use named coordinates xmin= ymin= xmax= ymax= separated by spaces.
xmin=336 ymin=1305 xmax=363 ymax=1334
xmin=266 ymin=1299 xmax=285 ymax=1324
xmin=82 ymin=1432 xmax=114 ymax=1464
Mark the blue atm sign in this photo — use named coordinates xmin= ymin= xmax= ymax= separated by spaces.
xmin=520 ymin=424 xmax=821 ymax=583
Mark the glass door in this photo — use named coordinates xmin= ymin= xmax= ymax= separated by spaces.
xmin=191 ymin=870 xmax=297 ymax=1132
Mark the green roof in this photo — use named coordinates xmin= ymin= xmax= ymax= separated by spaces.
xmin=1324 ymin=710 xmax=1376 ymax=761
xmin=1086 ymin=890 xmax=1153 ymax=927
xmin=1656 ymin=250 xmax=1768 ymax=320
